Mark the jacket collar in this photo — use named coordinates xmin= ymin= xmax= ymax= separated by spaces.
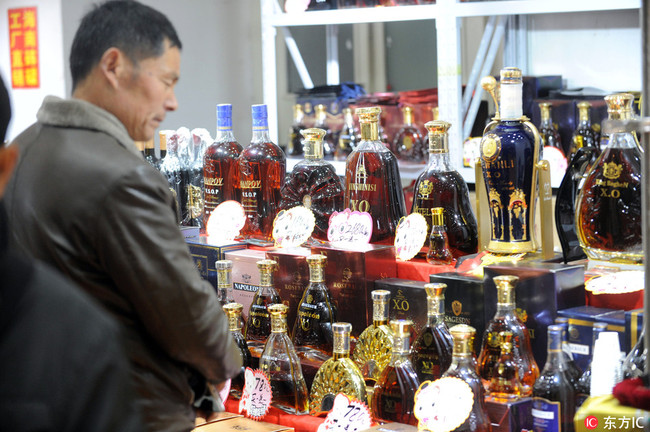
xmin=37 ymin=96 xmax=141 ymax=158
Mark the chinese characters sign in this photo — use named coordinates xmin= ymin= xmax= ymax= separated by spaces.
xmin=8 ymin=7 xmax=40 ymax=89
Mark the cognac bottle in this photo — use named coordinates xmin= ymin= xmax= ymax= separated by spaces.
xmin=532 ymin=325 xmax=576 ymax=432
xmin=392 ymin=106 xmax=426 ymax=163
xmin=244 ymin=259 xmax=282 ymax=354
xmin=412 ymin=120 xmax=478 ymax=258
xmin=143 ymin=138 xmax=157 ymax=168
xmin=223 ymin=302 xmax=252 ymax=398
xmin=569 ymin=101 xmax=600 ymax=159
xmin=260 ymin=303 xmax=310 ymax=415
xmin=487 ymin=331 xmax=523 ymax=401
xmin=158 ymin=130 xmax=184 ymax=222
xmin=411 ymin=283 xmax=453 ymax=383
xmin=203 ymin=104 xmax=242 ymax=228
xmin=554 ymin=317 xmax=582 ymax=385
xmin=576 ymin=322 xmax=608 ymax=406
xmin=236 ymin=104 xmax=286 ymax=242
xmin=345 ymin=106 xmax=407 ymax=244
xmin=336 ymin=107 xmax=360 ymax=160
xmin=292 ymin=254 xmax=337 ymax=361
xmin=352 ymin=289 xmax=393 ymax=384
xmin=314 ymin=104 xmax=337 ymax=159
xmin=279 ymin=128 xmax=345 ymax=241
xmin=372 ymin=320 xmax=421 ymax=426
xmin=480 ymin=68 xmax=541 ymax=254
xmin=575 ymin=93 xmax=642 ymax=264
xmin=216 ymin=259 xmax=235 ymax=306
xmin=426 ymin=207 xmax=455 ymax=265
xmin=477 ymin=275 xmax=539 ymax=396
xmin=288 ymin=103 xmax=306 ymax=156
xmin=442 ymin=324 xmax=492 ymax=432
xmin=538 ymin=102 xmax=565 ymax=157
xmin=310 ymin=322 xmax=367 ymax=415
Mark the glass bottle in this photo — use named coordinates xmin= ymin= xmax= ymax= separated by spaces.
xmin=310 ymin=322 xmax=367 ymax=415
xmin=576 ymin=322 xmax=608 ymax=406
xmin=442 ymin=324 xmax=492 ymax=432
xmin=352 ymin=289 xmax=393 ymax=384
xmin=344 ymin=106 xmax=407 ymax=244
xmin=216 ymin=259 xmax=235 ymax=305
xmin=554 ymin=317 xmax=582 ymax=385
xmin=314 ymin=104 xmax=337 ymax=159
xmin=292 ymin=254 xmax=338 ymax=361
xmin=538 ymin=102 xmax=565 ymax=157
xmin=532 ymin=325 xmax=576 ymax=432
xmin=392 ymin=106 xmax=426 ymax=163
xmin=336 ymin=107 xmax=360 ymax=160
xmin=288 ymin=103 xmax=306 ymax=156
xmin=570 ymin=101 xmax=600 ymax=159
xmin=158 ymin=130 xmax=184 ymax=222
xmin=622 ymin=328 xmax=646 ymax=379
xmin=158 ymin=129 xmax=169 ymax=163
xmin=143 ymin=138 xmax=157 ymax=168
xmin=372 ymin=320 xmax=421 ymax=426
xmin=477 ymin=275 xmax=539 ymax=396
xmin=411 ymin=283 xmax=453 ymax=383
xmin=259 ymin=303 xmax=309 ymax=415
xmin=203 ymin=104 xmax=242 ymax=228
xmin=479 ymin=68 xmax=541 ymax=254
xmin=222 ymin=302 xmax=252 ymax=398
xmin=575 ymin=93 xmax=642 ymax=264
xmin=487 ymin=331 xmax=522 ymax=401
xmin=426 ymin=207 xmax=455 ymax=265
xmin=412 ymin=120 xmax=478 ymax=258
xmin=279 ymin=128 xmax=345 ymax=241
xmin=244 ymin=259 xmax=282 ymax=355
xmin=182 ymin=130 xmax=207 ymax=229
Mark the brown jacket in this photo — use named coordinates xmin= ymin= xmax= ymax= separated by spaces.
xmin=5 ymin=96 xmax=242 ymax=432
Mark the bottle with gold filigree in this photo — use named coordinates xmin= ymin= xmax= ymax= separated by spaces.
xmin=392 ymin=106 xmax=426 ymax=163
xmin=426 ymin=207 xmax=455 ymax=266
xmin=575 ymin=93 xmax=642 ymax=264
xmin=223 ymin=302 xmax=252 ymax=398
xmin=310 ymin=322 xmax=367 ymax=415
xmin=260 ymin=303 xmax=309 ymax=415
xmin=244 ymin=259 xmax=282 ymax=355
xmin=487 ymin=331 xmax=522 ymax=402
xmin=352 ymin=290 xmax=393 ymax=384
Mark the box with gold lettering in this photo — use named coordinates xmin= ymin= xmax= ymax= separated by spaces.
xmin=224 ymin=248 xmax=268 ymax=321
xmin=373 ymin=278 xmax=428 ymax=333
xmin=186 ymin=236 xmax=246 ymax=291
xmin=311 ymin=243 xmax=397 ymax=337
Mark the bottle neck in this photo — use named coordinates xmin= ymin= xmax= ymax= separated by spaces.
xmin=344 ymin=112 xmax=355 ymax=127
xmin=495 ymin=302 xmax=516 ymax=316
xmin=391 ymin=334 xmax=411 ymax=360
xmin=450 ymin=338 xmax=474 ymax=367
xmin=252 ymin=116 xmax=271 ymax=144
xmin=543 ymin=330 xmax=565 ymax=371
xmin=227 ymin=312 xmax=241 ymax=332
xmin=309 ymin=264 xmax=325 ymax=283
xmin=578 ymin=108 xmax=591 ymax=124
xmin=403 ymin=110 xmax=414 ymax=126
xmin=304 ymin=140 xmax=325 ymax=161
xmin=427 ymin=152 xmax=453 ymax=171
xmin=259 ymin=272 xmax=275 ymax=289
xmin=372 ymin=300 xmax=389 ymax=327
xmin=427 ymin=296 xmax=445 ymax=324
xmin=500 ymin=82 xmax=523 ymax=119
xmin=332 ymin=332 xmax=351 ymax=360
xmin=360 ymin=121 xmax=379 ymax=141
xmin=216 ymin=127 xmax=236 ymax=143
xmin=271 ymin=314 xmax=288 ymax=334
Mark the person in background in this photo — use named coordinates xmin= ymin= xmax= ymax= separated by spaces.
xmin=4 ymin=2 xmax=241 ymax=431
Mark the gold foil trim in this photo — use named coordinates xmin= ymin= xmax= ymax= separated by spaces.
xmin=257 ymin=259 xmax=278 ymax=287
xmin=605 ymin=93 xmax=635 ymax=120
xmin=450 ymin=324 xmax=476 ymax=357
xmin=307 ymin=254 xmax=327 ymax=283
xmin=431 ymin=207 xmax=445 ymax=227
xmin=424 ymin=283 xmax=446 ymax=317
xmin=425 ymin=120 xmax=451 ymax=154
xmin=269 ymin=303 xmax=288 ymax=333
xmin=494 ymin=275 xmax=518 ymax=305
xmin=301 ymin=128 xmax=326 ymax=160
xmin=333 ymin=322 xmax=352 ymax=355
xmin=223 ymin=302 xmax=243 ymax=332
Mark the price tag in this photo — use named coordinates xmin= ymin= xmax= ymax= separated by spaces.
xmin=317 ymin=394 xmax=373 ymax=432
xmin=239 ymin=368 xmax=272 ymax=421
xmin=206 ymin=200 xmax=246 ymax=243
xmin=272 ymin=206 xmax=316 ymax=248
xmin=327 ymin=209 xmax=373 ymax=245
xmin=394 ymin=213 xmax=428 ymax=261
xmin=414 ymin=377 xmax=474 ymax=432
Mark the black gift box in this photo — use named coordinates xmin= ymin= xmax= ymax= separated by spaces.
xmin=485 ymin=397 xmax=533 ymax=432
xmin=185 ymin=237 xmax=246 ymax=291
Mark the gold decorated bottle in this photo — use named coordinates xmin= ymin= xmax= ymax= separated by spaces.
xmin=426 ymin=207 xmax=455 ymax=265
xmin=260 ymin=304 xmax=310 ymax=415
xmin=352 ymin=290 xmax=393 ymax=384
xmin=223 ymin=302 xmax=252 ymax=398
xmin=310 ymin=322 xmax=367 ymax=415
xmin=392 ymin=106 xmax=426 ymax=163
xmin=487 ymin=331 xmax=522 ymax=401
xmin=244 ymin=259 xmax=282 ymax=354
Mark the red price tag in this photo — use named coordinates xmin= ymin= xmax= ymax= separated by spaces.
xmin=317 ymin=394 xmax=372 ymax=432
xmin=239 ymin=368 xmax=272 ymax=421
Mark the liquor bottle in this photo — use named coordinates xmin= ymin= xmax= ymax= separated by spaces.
xmin=336 ymin=107 xmax=360 ymax=160
xmin=158 ymin=130 xmax=184 ymax=222
xmin=442 ymin=324 xmax=492 ymax=432
xmin=182 ymin=129 xmax=208 ymax=229
xmin=203 ymin=104 xmax=243 ymax=228
xmin=426 ymin=207 xmax=454 ymax=265
xmin=477 ymin=275 xmax=539 ymax=396
xmin=215 ymin=260 xmax=236 ymax=305
xmin=554 ymin=317 xmax=582 ymax=385
xmin=479 ymin=68 xmax=541 ymax=254
xmin=372 ymin=320 xmax=421 ymax=426
xmin=292 ymin=254 xmax=338 ymax=360
xmin=538 ymin=102 xmax=565 ymax=157
xmin=279 ymin=128 xmax=345 ymax=241
xmin=222 ymin=302 xmax=252 ymax=398
xmin=143 ymin=138 xmax=157 ymax=168
xmin=411 ymin=283 xmax=453 ymax=383
xmin=392 ymin=106 xmax=426 ymax=163
xmin=260 ymin=303 xmax=310 ymax=415
xmin=135 ymin=140 xmax=146 ymax=158
xmin=310 ymin=322 xmax=367 ymax=415
xmin=288 ymin=103 xmax=306 ymax=156
xmin=236 ymin=104 xmax=287 ymax=242
xmin=575 ymin=93 xmax=642 ymax=264
xmin=532 ymin=325 xmax=576 ymax=432
xmin=576 ymin=322 xmax=608 ymax=406
xmin=622 ymin=328 xmax=646 ymax=379
xmin=487 ymin=331 xmax=522 ymax=401
xmin=244 ymin=259 xmax=282 ymax=354
xmin=412 ymin=120 xmax=479 ymax=258
xmin=314 ymin=104 xmax=337 ymax=159
xmin=352 ymin=290 xmax=393 ymax=384
xmin=345 ymin=106 xmax=407 ymax=244
xmin=570 ymin=101 xmax=600 ymax=159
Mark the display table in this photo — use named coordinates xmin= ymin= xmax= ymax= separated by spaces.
xmin=225 ymin=398 xmax=325 ymax=432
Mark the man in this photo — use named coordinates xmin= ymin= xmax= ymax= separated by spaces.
xmin=5 ymin=2 xmax=241 ymax=431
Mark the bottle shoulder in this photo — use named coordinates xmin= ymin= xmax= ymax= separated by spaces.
xmin=241 ymin=142 xmax=287 ymax=161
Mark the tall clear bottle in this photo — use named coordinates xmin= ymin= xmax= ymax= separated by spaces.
xmin=412 ymin=120 xmax=478 ymax=258
xmin=345 ymin=107 xmax=406 ymax=244
xmin=288 ymin=103 xmax=306 ymax=156
xmin=575 ymin=93 xmax=642 ymax=264
xmin=392 ymin=106 xmax=426 ymax=163
xmin=203 ymin=104 xmax=242 ymax=228
xmin=336 ymin=107 xmax=360 ymax=160
xmin=477 ymin=275 xmax=539 ymax=396
xmin=532 ymin=325 xmax=576 ymax=432
xmin=260 ymin=304 xmax=310 ymax=415
xmin=244 ymin=259 xmax=282 ymax=355
xmin=223 ymin=302 xmax=252 ymax=398
xmin=236 ymin=104 xmax=286 ymax=242
xmin=411 ymin=283 xmax=453 ymax=383
xmin=576 ymin=322 xmax=608 ymax=406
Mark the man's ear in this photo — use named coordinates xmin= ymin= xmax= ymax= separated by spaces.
xmin=98 ymin=47 xmax=128 ymax=89
xmin=0 ymin=145 xmax=18 ymax=198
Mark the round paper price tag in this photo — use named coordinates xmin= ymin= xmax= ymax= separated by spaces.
xmin=317 ymin=394 xmax=373 ymax=432
xmin=414 ymin=377 xmax=474 ymax=432
xmin=239 ymin=368 xmax=272 ymax=421
xmin=394 ymin=213 xmax=428 ymax=261
xmin=327 ymin=209 xmax=373 ymax=245
xmin=206 ymin=200 xmax=246 ymax=242
xmin=272 ymin=206 xmax=316 ymax=248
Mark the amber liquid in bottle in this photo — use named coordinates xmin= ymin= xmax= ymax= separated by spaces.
xmin=223 ymin=302 xmax=252 ymax=398
xmin=244 ymin=260 xmax=282 ymax=354
xmin=570 ymin=101 xmax=600 ymax=159
xmin=392 ymin=106 xmax=426 ymax=163
xmin=487 ymin=331 xmax=522 ymax=401
xmin=426 ymin=207 xmax=455 ymax=265
xmin=314 ymin=104 xmax=337 ymax=159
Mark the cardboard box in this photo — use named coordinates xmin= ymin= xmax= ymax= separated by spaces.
xmin=224 ymin=249 xmax=268 ymax=320
xmin=186 ymin=237 xmax=246 ymax=290
xmin=485 ymin=397 xmax=533 ymax=432
xmin=193 ymin=416 xmax=294 ymax=432
xmin=374 ymin=278 xmax=428 ymax=334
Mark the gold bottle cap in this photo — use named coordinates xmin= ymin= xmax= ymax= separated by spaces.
xmin=538 ymin=102 xmax=552 ymax=120
xmin=333 ymin=322 xmax=352 ymax=355
xmin=216 ymin=259 xmax=233 ymax=270
xmin=158 ymin=130 xmax=171 ymax=151
xmin=372 ymin=289 xmax=391 ymax=324
xmin=605 ymin=93 xmax=635 ymax=120
xmin=269 ymin=303 xmax=288 ymax=333
xmin=257 ymin=259 xmax=278 ymax=287
xmin=306 ymin=254 xmax=327 ymax=267
xmin=431 ymin=207 xmax=445 ymax=226
xmin=294 ymin=103 xmax=304 ymax=115
xmin=424 ymin=283 xmax=446 ymax=317
xmin=577 ymin=101 xmax=592 ymax=122
xmin=500 ymin=67 xmax=523 ymax=83
xmin=402 ymin=106 xmax=414 ymax=124
xmin=355 ymin=106 xmax=382 ymax=122
xmin=223 ymin=302 xmax=243 ymax=331
xmin=494 ymin=275 xmax=518 ymax=305
xmin=425 ymin=120 xmax=450 ymax=154
xmin=432 ymin=106 xmax=439 ymax=121
xmin=316 ymin=104 xmax=327 ymax=114
xmin=577 ymin=101 xmax=592 ymax=110
xmin=356 ymin=106 xmax=381 ymax=141
xmin=424 ymin=282 xmax=446 ymax=299
xmin=301 ymin=128 xmax=326 ymax=160
xmin=450 ymin=324 xmax=476 ymax=356
xmin=307 ymin=254 xmax=326 ymax=283
xmin=216 ymin=259 xmax=233 ymax=289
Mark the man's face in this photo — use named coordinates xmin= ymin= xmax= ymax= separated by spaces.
xmin=118 ymin=40 xmax=180 ymax=141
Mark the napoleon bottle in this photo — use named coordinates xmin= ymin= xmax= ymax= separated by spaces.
xmin=426 ymin=207 xmax=455 ymax=265
xmin=288 ymin=103 xmax=306 ymax=156
xmin=392 ymin=106 xmax=426 ymax=163
xmin=244 ymin=259 xmax=282 ymax=354
xmin=412 ymin=120 xmax=478 ymax=258
xmin=223 ymin=302 xmax=252 ymax=398
xmin=236 ymin=104 xmax=286 ymax=242
xmin=279 ymin=128 xmax=345 ymax=241
xmin=345 ymin=106 xmax=406 ymax=244
xmin=480 ymin=68 xmax=541 ymax=254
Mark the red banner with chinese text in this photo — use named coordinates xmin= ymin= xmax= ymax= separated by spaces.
xmin=8 ymin=7 xmax=39 ymax=89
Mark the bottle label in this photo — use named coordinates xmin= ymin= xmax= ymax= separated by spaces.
xmin=239 ymin=368 xmax=272 ymax=421
xmin=532 ymin=397 xmax=561 ymax=432
xmin=272 ymin=206 xmax=316 ymax=248
xmin=317 ymin=394 xmax=372 ymax=432
xmin=394 ymin=213 xmax=428 ymax=261
xmin=205 ymin=200 xmax=246 ymax=242
xmin=327 ymin=208 xmax=373 ymax=245
xmin=414 ymin=377 xmax=474 ymax=432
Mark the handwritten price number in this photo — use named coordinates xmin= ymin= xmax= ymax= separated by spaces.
xmin=319 ymin=394 xmax=372 ymax=432
xmin=272 ymin=207 xmax=315 ymax=248
xmin=327 ymin=209 xmax=373 ymax=244
xmin=240 ymin=368 xmax=272 ymax=420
